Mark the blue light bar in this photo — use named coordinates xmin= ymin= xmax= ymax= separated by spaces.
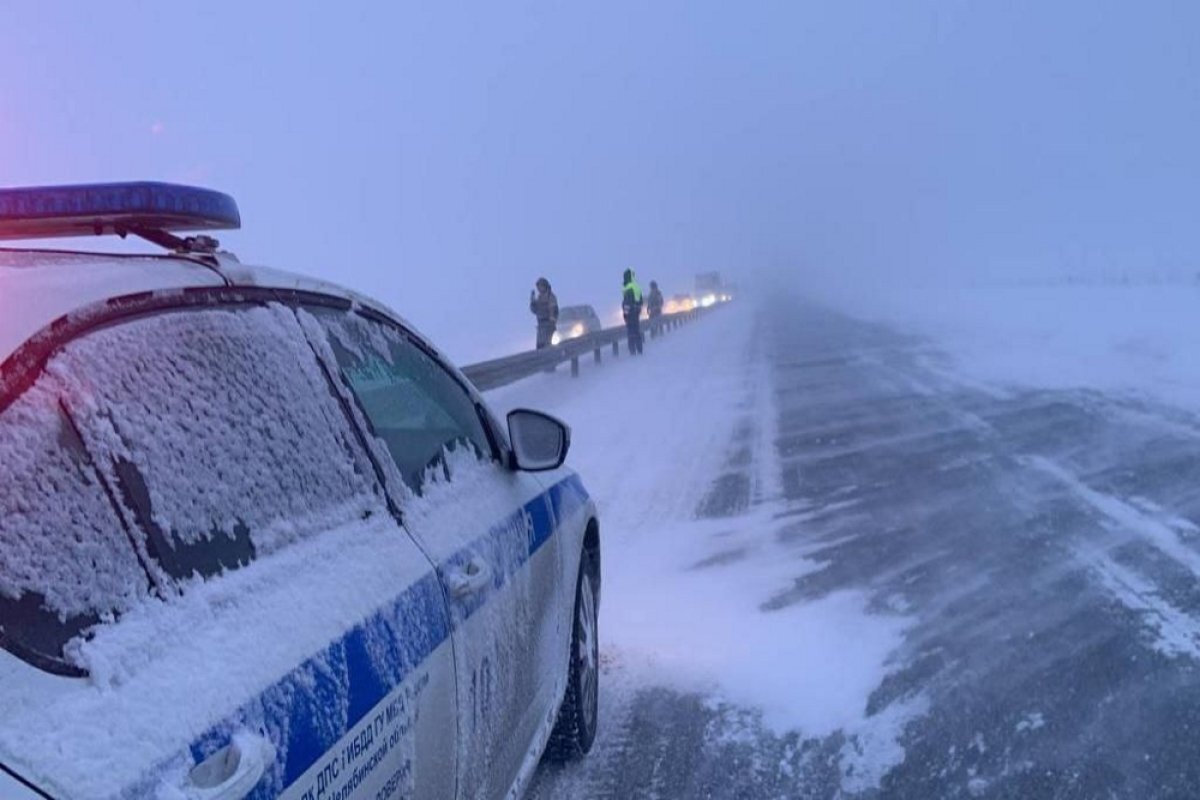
xmin=0 ymin=182 xmax=240 ymax=241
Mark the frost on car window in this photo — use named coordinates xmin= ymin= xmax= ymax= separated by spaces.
xmin=49 ymin=304 xmax=385 ymax=581
xmin=304 ymin=308 xmax=492 ymax=491
xmin=0 ymin=382 xmax=148 ymax=663
xmin=320 ymin=311 xmax=397 ymax=367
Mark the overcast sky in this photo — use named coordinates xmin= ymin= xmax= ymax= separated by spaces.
xmin=3 ymin=2 xmax=1199 ymax=361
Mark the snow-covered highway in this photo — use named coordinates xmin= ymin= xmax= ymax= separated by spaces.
xmin=488 ymin=291 xmax=1200 ymax=799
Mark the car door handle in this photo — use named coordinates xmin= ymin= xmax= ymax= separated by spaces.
xmin=167 ymin=733 xmax=274 ymax=800
xmin=446 ymin=557 xmax=493 ymax=598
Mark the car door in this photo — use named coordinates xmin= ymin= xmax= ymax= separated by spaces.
xmin=301 ymin=305 xmax=566 ymax=799
xmin=0 ymin=297 xmax=457 ymax=800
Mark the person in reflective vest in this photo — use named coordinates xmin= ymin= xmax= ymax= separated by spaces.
xmin=621 ymin=268 xmax=644 ymax=355
xmin=530 ymin=277 xmax=559 ymax=349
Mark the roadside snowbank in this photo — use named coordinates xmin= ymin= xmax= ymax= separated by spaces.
xmin=812 ymin=282 xmax=1200 ymax=408
xmin=488 ymin=302 xmax=910 ymax=743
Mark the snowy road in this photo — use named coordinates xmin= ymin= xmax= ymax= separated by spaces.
xmin=493 ymin=294 xmax=1200 ymax=799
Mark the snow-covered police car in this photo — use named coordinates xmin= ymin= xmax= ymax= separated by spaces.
xmin=0 ymin=183 xmax=600 ymax=800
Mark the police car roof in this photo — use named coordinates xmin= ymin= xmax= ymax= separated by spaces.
xmin=0 ymin=182 xmax=416 ymax=363
xmin=0 ymin=248 xmax=406 ymax=365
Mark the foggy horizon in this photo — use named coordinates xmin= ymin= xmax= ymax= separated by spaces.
xmin=3 ymin=2 xmax=1199 ymax=360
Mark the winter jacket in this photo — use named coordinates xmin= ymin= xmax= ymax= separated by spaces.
xmin=530 ymin=290 xmax=559 ymax=327
xmin=622 ymin=270 xmax=643 ymax=321
xmin=647 ymin=287 xmax=664 ymax=316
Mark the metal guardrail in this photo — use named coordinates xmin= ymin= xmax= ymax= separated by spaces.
xmin=462 ymin=305 xmax=718 ymax=392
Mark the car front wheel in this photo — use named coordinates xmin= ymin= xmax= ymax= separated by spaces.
xmin=545 ymin=551 xmax=599 ymax=760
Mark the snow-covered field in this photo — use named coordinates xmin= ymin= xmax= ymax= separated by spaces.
xmin=488 ymin=302 xmax=913 ymax=784
xmin=812 ymin=281 xmax=1200 ymax=411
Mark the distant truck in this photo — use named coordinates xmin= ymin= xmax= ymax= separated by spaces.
xmin=695 ymin=271 xmax=724 ymax=307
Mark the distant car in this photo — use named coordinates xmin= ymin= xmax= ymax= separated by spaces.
xmin=664 ymin=294 xmax=696 ymax=314
xmin=0 ymin=182 xmax=601 ymax=800
xmin=552 ymin=304 xmax=603 ymax=345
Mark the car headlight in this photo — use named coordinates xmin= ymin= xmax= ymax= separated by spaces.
xmin=571 ymin=323 xmax=585 ymax=338
xmin=551 ymin=331 xmax=562 ymax=345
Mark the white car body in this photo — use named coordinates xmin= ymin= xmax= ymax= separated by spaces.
xmin=0 ymin=247 xmax=599 ymax=800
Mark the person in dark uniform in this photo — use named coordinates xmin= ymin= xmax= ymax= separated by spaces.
xmin=645 ymin=280 xmax=665 ymax=338
xmin=621 ymin=269 xmax=644 ymax=355
xmin=530 ymin=277 xmax=559 ymax=349
xmin=647 ymin=281 xmax=664 ymax=319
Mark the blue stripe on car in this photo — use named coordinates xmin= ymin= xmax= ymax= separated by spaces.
xmin=525 ymin=490 xmax=556 ymax=555
xmin=182 ymin=571 xmax=450 ymax=798
xmin=164 ymin=475 xmax=585 ymax=800
xmin=546 ymin=474 xmax=589 ymax=529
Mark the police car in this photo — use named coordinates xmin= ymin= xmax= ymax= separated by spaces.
xmin=0 ymin=183 xmax=600 ymax=800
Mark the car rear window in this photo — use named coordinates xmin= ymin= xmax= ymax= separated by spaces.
xmin=0 ymin=382 xmax=149 ymax=671
xmin=50 ymin=303 xmax=385 ymax=585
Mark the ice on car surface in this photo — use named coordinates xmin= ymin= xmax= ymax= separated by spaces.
xmin=0 ymin=384 xmax=148 ymax=626
xmin=48 ymin=303 xmax=383 ymax=559
xmin=0 ymin=301 xmax=439 ymax=799
xmin=0 ymin=301 xmax=392 ymax=670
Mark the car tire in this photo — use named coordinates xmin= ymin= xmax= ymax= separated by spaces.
xmin=545 ymin=550 xmax=599 ymax=761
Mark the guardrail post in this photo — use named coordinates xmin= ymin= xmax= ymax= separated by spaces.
xmin=594 ymin=347 xmax=601 ymax=364
xmin=571 ymin=355 xmax=579 ymax=377
xmin=612 ymin=340 xmax=619 ymax=357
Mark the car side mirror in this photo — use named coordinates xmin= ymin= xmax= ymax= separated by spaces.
xmin=507 ymin=409 xmax=571 ymax=471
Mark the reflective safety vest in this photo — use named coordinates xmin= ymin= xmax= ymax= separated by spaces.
xmin=624 ymin=280 xmax=642 ymax=303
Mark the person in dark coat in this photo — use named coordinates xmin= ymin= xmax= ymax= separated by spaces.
xmin=530 ymin=278 xmax=559 ymax=349
xmin=647 ymin=281 xmax=664 ymax=319
xmin=621 ymin=269 xmax=644 ymax=355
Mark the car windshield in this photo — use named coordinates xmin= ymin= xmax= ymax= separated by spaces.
xmin=559 ymin=306 xmax=592 ymax=321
